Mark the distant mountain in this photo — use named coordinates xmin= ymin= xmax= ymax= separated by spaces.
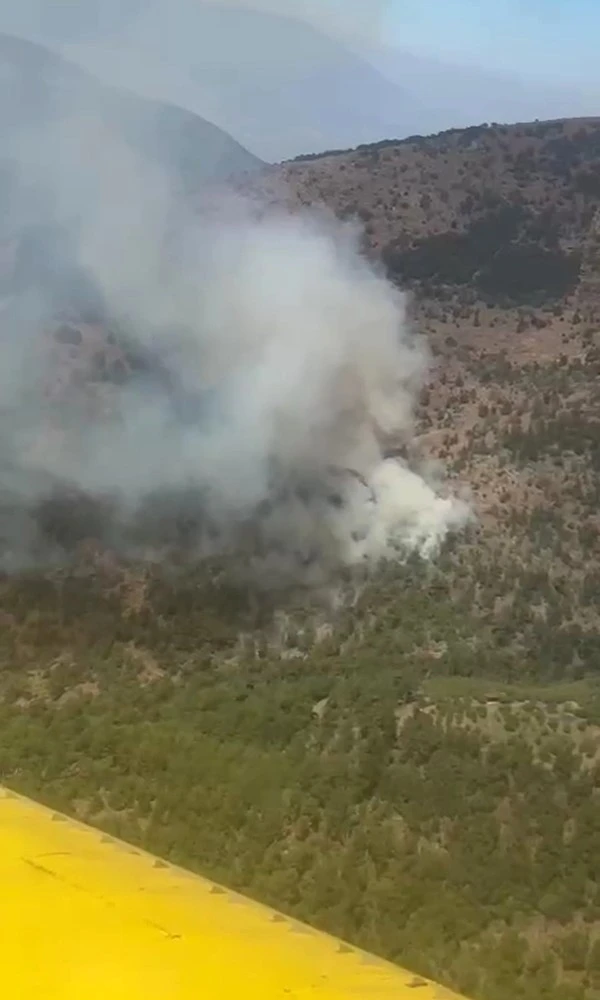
xmin=0 ymin=32 xmax=263 ymax=185
xmin=0 ymin=0 xmax=142 ymax=44
xmin=366 ymin=45 xmax=599 ymax=139
xmin=4 ymin=2 xmax=598 ymax=162
xmin=0 ymin=31 xmax=264 ymax=420
xmin=0 ymin=3 xmax=421 ymax=162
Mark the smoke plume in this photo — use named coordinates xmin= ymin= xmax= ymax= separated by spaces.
xmin=0 ymin=38 xmax=468 ymax=588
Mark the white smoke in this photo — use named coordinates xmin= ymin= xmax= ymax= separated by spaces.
xmin=0 ymin=40 xmax=469 ymax=586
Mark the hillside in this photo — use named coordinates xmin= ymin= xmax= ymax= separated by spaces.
xmin=0 ymin=115 xmax=599 ymax=1000
xmin=254 ymin=118 xmax=599 ymax=304
xmin=0 ymin=32 xmax=263 ymax=185
xmin=1 ymin=557 xmax=599 ymax=1000
xmin=237 ymin=118 xmax=600 ymax=674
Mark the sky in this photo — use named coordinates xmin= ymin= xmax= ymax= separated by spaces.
xmin=203 ymin=0 xmax=600 ymax=90
xmin=0 ymin=0 xmax=597 ymax=160
xmin=207 ymin=0 xmax=600 ymax=87
xmin=382 ymin=0 xmax=600 ymax=85
xmin=201 ymin=0 xmax=388 ymax=45
xmin=1 ymin=1 xmax=597 ymax=89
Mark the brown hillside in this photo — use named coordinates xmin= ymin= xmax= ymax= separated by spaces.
xmin=3 ymin=115 xmax=600 ymax=639
xmin=243 ymin=117 xmax=600 ymax=311
xmin=235 ymin=118 xmax=600 ymax=661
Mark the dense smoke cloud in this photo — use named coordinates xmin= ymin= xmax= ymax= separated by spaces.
xmin=0 ymin=39 xmax=468 ymax=587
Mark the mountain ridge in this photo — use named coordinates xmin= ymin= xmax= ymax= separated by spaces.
xmin=0 ymin=30 xmax=264 ymax=183
xmin=7 ymin=1 xmax=597 ymax=161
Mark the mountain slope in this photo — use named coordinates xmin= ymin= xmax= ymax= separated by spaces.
xmin=54 ymin=3 xmax=417 ymax=162
xmin=0 ymin=4 xmax=419 ymax=161
xmin=250 ymin=117 xmax=600 ymax=307
xmin=0 ymin=56 xmax=599 ymax=1000
xmin=0 ymin=32 xmax=263 ymax=185
xmin=239 ymin=116 xmax=600 ymax=657
xmin=0 ymin=31 xmax=264 ymax=505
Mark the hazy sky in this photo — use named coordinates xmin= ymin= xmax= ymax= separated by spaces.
xmin=2 ymin=1 xmax=598 ymax=89
xmin=209 ymin=0 xmax=388 ymax=45
xmin=382 ymin=0 xmax=599 ymax=84
xmin=1 ymin=0 xmax=597 ymax=160
xmin=217 ymin=0 xmax=600 ymax=86
xmin=205 ymin=1 xmax=600 ymax=91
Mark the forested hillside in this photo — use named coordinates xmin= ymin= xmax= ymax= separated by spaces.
xmin=1 ymin=116 xmax=600 ymax=1000
xmin=0 ymin=543 xmax=599 ymax=1000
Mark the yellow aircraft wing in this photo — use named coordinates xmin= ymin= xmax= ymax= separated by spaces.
xmin=0 ymin=786 xmax=468 ymax=1000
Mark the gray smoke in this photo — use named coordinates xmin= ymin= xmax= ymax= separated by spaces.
xmin=0 ymin=43 xmax=469 ymax=587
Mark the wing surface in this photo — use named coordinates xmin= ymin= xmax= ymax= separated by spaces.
xmin=0 ymin=786 xmax=469 ymax=999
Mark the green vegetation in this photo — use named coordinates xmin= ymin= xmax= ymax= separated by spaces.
xmin=5 ymin=110 xmax=600 ymax=1000
xmin=277 ymin=116 xmax=600 ymax=315
xmin=290 ymin=121 xmax=543 ymax=163
xmin=240 ymin=112 xmax=600 ymax=998
xmin=382 ymin=201 xmax=581 ymax=306
xmin=0 ymin=551 xmax=599 ymax=1000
